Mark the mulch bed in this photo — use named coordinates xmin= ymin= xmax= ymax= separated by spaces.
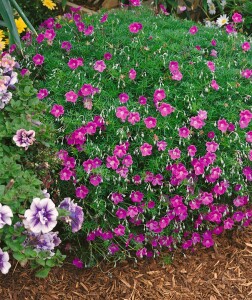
xmin=1 ymin=226 xmax=252 ymax=299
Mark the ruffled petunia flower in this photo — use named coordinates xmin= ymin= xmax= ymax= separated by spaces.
xmin=0 ymin=204 xmax=13 ymax=228
xmin=13 ymin=129 xmax=36 ymax=150
xmin=0 ymin=249 xmax=11 ymax=274
xmin=24 ymin=198 xmax=58 ymax=234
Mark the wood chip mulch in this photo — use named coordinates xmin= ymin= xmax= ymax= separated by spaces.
xmin=1 ymin=226 xmax=252 ymax=300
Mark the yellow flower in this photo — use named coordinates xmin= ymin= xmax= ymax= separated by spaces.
xmin=0 ymin=39 xmax=6 ymax=51
xmin=15 ymin=17 xmax=27 ymax=34
xmin=0 ymin=29 xmax=5 ymax=39
xmin=42 ymin=0 xmax=57 ymax=10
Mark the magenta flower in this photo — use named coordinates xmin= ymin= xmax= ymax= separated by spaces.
xmin=178 ymin=127 xmax=190 ymax=138
xmin=65 ymin=91 xmax=78 ymax=103
xmin=106 ymin=155 xmax=119 ymax=170
xmin=82 ymin=159 xmax=94 ymax=173
xmin=32 ymin=54 xmax=44 ymax=66
xmin=60 ymin=168 xmax=73 ymax=181
xmin=138 ymin=95 xmax=147 ymax=105
xmin=128 ymin=22 xmax=143 ymax=33
xmin=157 ymin=140 xmax=167 ymax=151
xmin=76 ymin=22 xmax=85 ymax=32
xmin=61 ymin=41 xmax=72 ymax=52
xmin=232 ymin=12 xmax=243 ymax=23
xmin=169 ymin=61 xmax=179 ymax=72
xmin=119 ymin=93 xmax=129 ymax=103
xmin=140 ymin=143 xmax=152 ymax=156
xmin=37 ymin=88 xmax=49 ymax=100
xmin=246 ymin=131 xmax=252 ymax=142
xmin=211 ymin=80 xmax=219 ymax=90
xmin=171 ymin=70 xmax=183 ymax=81
xmin=130 ymin=191 xmax=144 ymax=203
xmin=100 ymin=13 xmax=108 ymax=23
xmin=127 ymin=206 xmax=138 ymax=218
xmin=128 ymin=112 xmax=140 ymax=125
xmin=90 ymin=174 xmax=103 ymax=186
xmin=206 ymin=141 xmax=219 ymax=152
xmin=116 ymin=106 xmax=129 ymax=122
xmin=111 ymin=193 xmax=124 ymax=205
xmin=190 ymin=116 xmax=205 ymax=129
xmin=104 ymin=52 xmax=112 ymax=60
xmin=242 ymin=42 xmax=250 ymax=52
xmin=169 ymin=148 xmax=181 ymax=160
xmin=144 ymin=116 xmax=157 ymax=129
xmin=76 ymin=185 xmax=89 ymax=199
xmin=122 ymin=155 xmax=133 ymax=167
xmin=50 ymin=104 xmax=64 ymax=117
xmin=130 ymin=0 xmax=141 ymax=6
xmin=114 ymin=144 xmax=127 ymax=158
xmin=68 ymin=58 xmax=80 ymax=70
xmin=63 ymin=156 xmax=76 ymax=169
xmin=94 ymin=60 xmax=106 ymax=72
xmin=13 ymin=129 xmax=36 ymax=150
xmin=72 ymin=258 xmax=83 ymax=268
xmin=84 ymin=25 xmax=94 ymax=36
xmin=153 ymin=89 xmax=166 ymax=101
xmin=115 ymin=208 xmax=127 ymax=219
xmin=114 ymin=224 xmax=125 ymax=236
xmin=211 ymin=39 xmax=217 ymax=46
xmin=44 ymin=29 xmax=56 ymax=41
xmin=80 ymin=84 xmax=93 ymax=96
xmin=187 ymin=145 xmax=197 ymax=157
xmin=36 ymin=33 xmax=45 ymax=44
xmin=241 ymin=69 xmax=252 ymax=79
xmin=129 ymin=68 xmax=137 ymax=80
xmin=189 ymin=26 xmax=198 ymax=35
xmin=158 ymin=102 xmax=174 ymax=117
xmin=217 ymin=119 xmax=229 ymax=132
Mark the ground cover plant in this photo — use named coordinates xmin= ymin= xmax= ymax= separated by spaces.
xmin=1 ymin=3 xmax=252 ymax=275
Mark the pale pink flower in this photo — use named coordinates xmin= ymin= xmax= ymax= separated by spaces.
xmin=207 ymin=61 xmax=215 ymax=72
xmin=210 ymin=49 xmax=218 ymax=57
xmin=94 ymin=60 xmax=106 ymax=72
xmin=171 ymin=70 xmax=183 ymax=81
xmin=198 ymin=110 xmax=208 ymax=120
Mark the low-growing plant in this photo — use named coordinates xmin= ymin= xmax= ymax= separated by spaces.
xmin=11 ymin=4 xmax=252 ymax=270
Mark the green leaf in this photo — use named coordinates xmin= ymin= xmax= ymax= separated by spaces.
xmin=45 ymin=259 xmax=55 ymax=267
xmin=35 ymin=267 xmax=51 ymax=278
xmin=13 ymin=252 xmax=26 ymax=261
xmin=36 ymin=258 xmax=46 ymax=266
xmin=0 ymin=185 xmax=5 ymax=196
xmin=0 ymin=0 xmax=22 ymax=49
xmin=9 ymin=0 xmax=37 ymax=35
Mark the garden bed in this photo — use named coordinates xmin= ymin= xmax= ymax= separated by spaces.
xmin=1 ymin=226 xmax=252 ymax=299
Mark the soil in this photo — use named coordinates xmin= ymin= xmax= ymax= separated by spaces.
xmin=1 ymin=226 xmax=252 ymax=299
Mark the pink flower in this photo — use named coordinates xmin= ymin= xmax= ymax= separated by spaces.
xmin=104 ymin=52 xmax=112 ymax=60
xmin=60 ymin=168 xmax=73 ymax=180
xmin=133 ymin=175 xmax=142 ymax=185
xmin=114 ymin=224 xmax=125 ymax=236
xmin=171 ymin=70 xmax=183 ymax=81
xmin=242 ymin=42 xmax=250 ymax=52
xmin=178 ymin=127 xmax=190 ymax=138
xmin=241 ymin=69 xmax=252 ymax=79
xmin=122 ymin=155 xmax=133 ymax=167
xmin=65 ymin=91 xmax=78 ymax=103
xmin=128 ymin=112 xmax=140 ymax=125
xmin=213 ymin=181 xmax=229 ymax=195
xmin=61 ymin=41 xmax=72 ymax=52
xmin=129 ymin=0 xmax=141 ymax=6
xmin=82 ymin=159 xmax=94 ymax=173
xmin=33 ymin=54 xmax=44 ymax=66
xmin=68 ymin=58 xmax=81 ymax=70
xmin=116 ymin=106 xmax=129 ymax=122
xmin=158 ymin=102 xmax=174 ymax=116
xmin=169 ymin=147 xmax=181 ymax=160
xmin=246 ymin=131 xmax=252 ymax=142
xmin=189 ymin=26 xmax=198 ymax=35
xmin=210 ymin=49 xmax=218 ymax=57
xmin=232 ymin=12 xmax=243 ymax=23
xmin=72 ymin=258 xmax=83 ymax=269
xmin=169 ymin=61 xmax=179 ymax=72
xmin=130 ymin=191 xmax=144 ymax=203
xmin=36 ymin=33 xmax=45 ymax=44
xmin=94 ymin=60 xmax=106 ymax=72
xmin=211 ymin=39 xmax=217 ymax=46
xmin=144 ymin=116 xmax=157 ymax=129
xmin=119 ymin=93 xmax=129 ymax=103
xmin=138 ymin=95 xmax=147 ymax=105
xmin=198 ymin=110 xmax=208 ymax=120
xmin=152 ymin=174 xmax=163 ymax=186
xmin=193 ymin=161 xmax=204 ymax=175
xmin=211 ymin=80 xmax=219 ymax=90
xmin=159 ymin=4 xmax=169 ymax=15
xmin=50 ymin=104 xmax=64 ymax=117
xmin=129 ymin=69 xmax=137 ymax=80
xmin=80 ymin=84 xmax=93 ymax=96
xmin=37 ymin=89 xmax=48 ymax=100
xmin=128 ymin=22 xmax=143 ymax=33
xmin=100 ymin=13 xmax=108 ymax=23
xmin=106 ymin=155 xmax=119 ymax=170
xmin=226 ymin=24 xmax=236 ymax=35
xmin=127 ymin=206 xmax=138 ymax=217
xmin=115 ymin=208 xmax=127 ymax=219
xmin=157 ymin=140 xmax=167 ymax=151
xmin=90 ymin=174 xmax=103 ymax=186
xmin=111 ymin=192 xmax=124 ymax=205
xmin=190 ymin=116 xmax=205 ymax=129
xmin=217 ymin=119 xmax=229 ymax=132
xmin=187 ymin=145 xmax=197 ymax=157
xmin=153 ymin=89 xmax=166 ymax=101
xmin=45 ymin=29 xmax=56 ymax=41
xmin=206 ymin=141 xmax=219 ymax=152
xmin=76 ymin=185 xmax=89 ymax=199
xmin=140 ymin=143 xmax=152 ymax=156
xmin=84 ymin=25 xmax=94 ymax=36
xmin=85 ymin=122 xmax=97 ymax=135
xmin=248 ymin=150 xmax=252 ymax=161
xmin=113 ymin=145 xmax=127 ymax=158
xmin=207 ymin=61 xmax=215 ymax=72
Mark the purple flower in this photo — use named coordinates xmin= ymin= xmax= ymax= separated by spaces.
xmin=0 ymin=248 xmax=11 ymax=274
xmin=24 ymin=198 xmax=58 ymax=234
xmin=59 ymin=197 xmax=84 ymax=233
xmin=108 ymin=243 xmax=120 ymax=255
xmin=13 ymin=129 xmax=36 ymax=150
xmin=0 ymin=204 xmax=13 ymax=228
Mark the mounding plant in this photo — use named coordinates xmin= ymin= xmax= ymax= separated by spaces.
xmin=5 ymin=4 xmax=252 ymax=271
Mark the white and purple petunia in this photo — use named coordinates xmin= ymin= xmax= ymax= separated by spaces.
xmin=58 ymin=197 xmax=84 ymax=233
xmin=13 ymin=129 xmax=36 ymax=150
xmin=24 ymin=198 xmax=58 ymax=234
xmin=0 ymin=248 xmax=11 ymax=274
xmin=0 ymin=204 xmax=13 ymax=229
